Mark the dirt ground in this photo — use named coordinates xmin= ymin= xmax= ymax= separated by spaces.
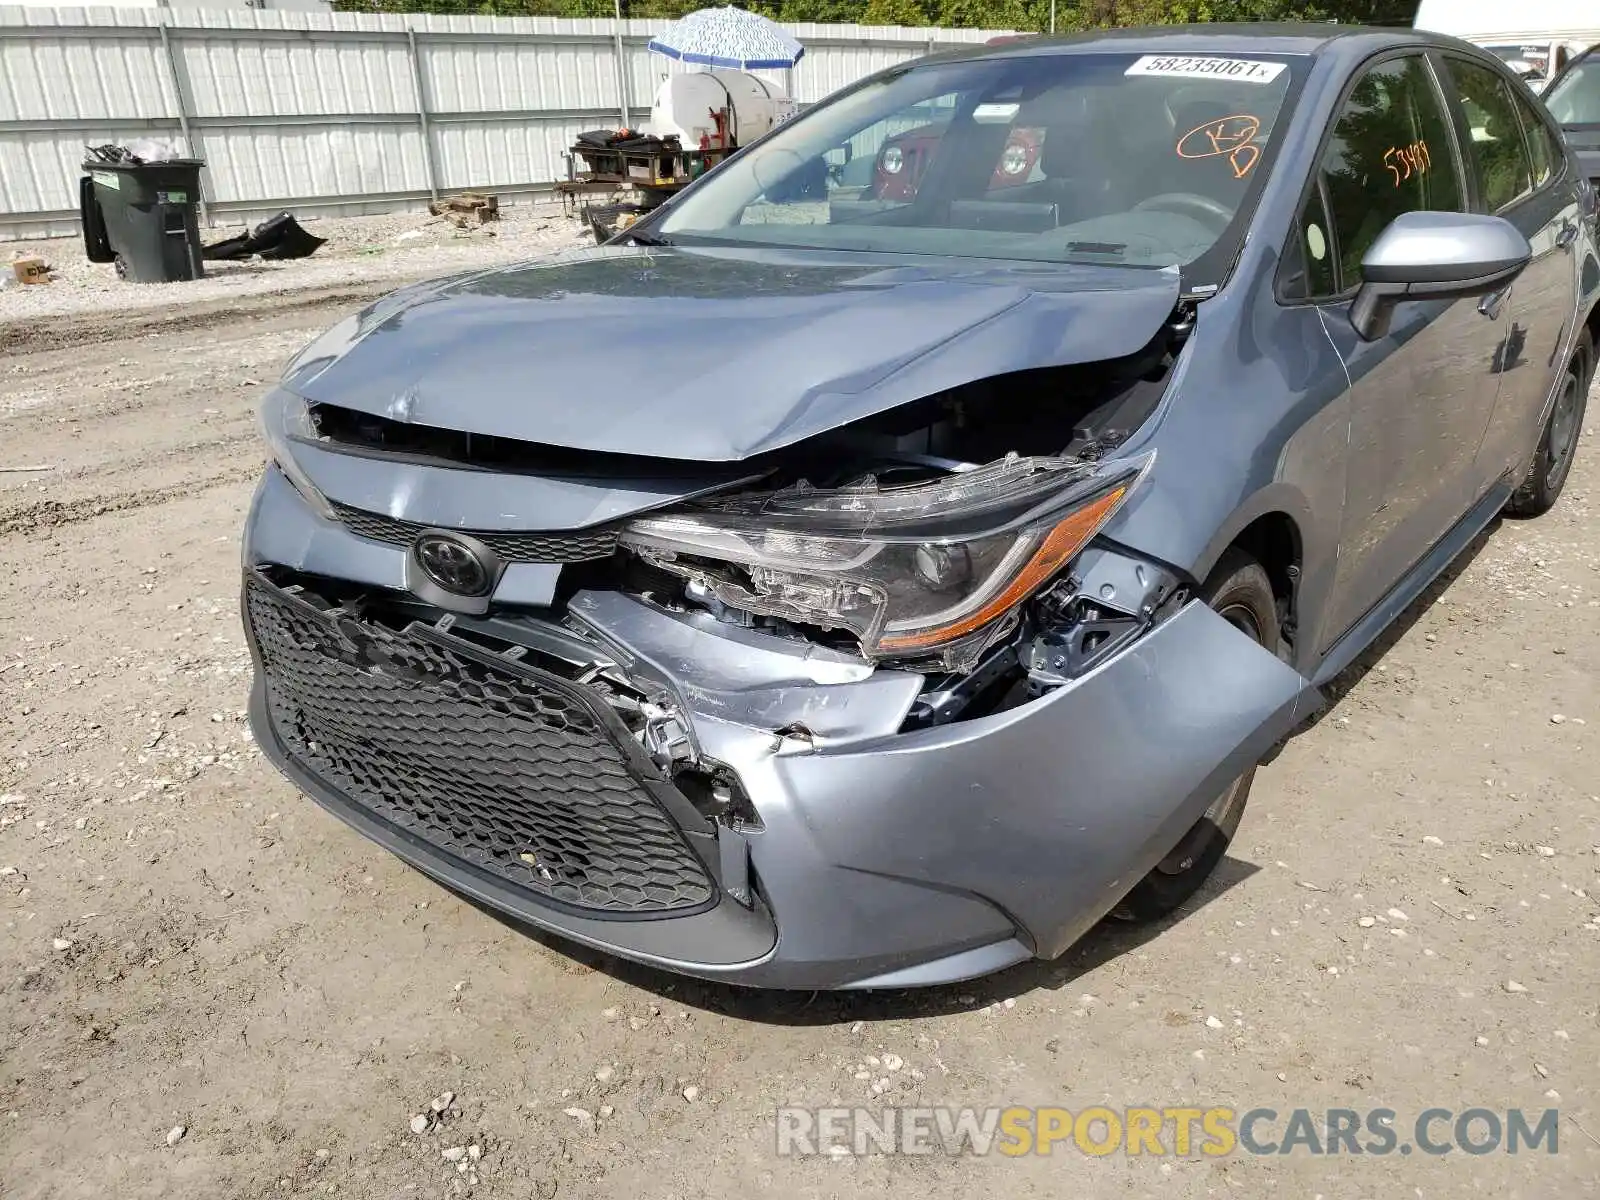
xmin=0 ymin=202 xmax=587 ymax=325
xmin=1 ymin=238 xmax=1598 ymax=1200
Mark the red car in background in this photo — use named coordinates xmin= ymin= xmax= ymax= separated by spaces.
xmin=873 ymin=124 xmax=1044 ymax=200
xmin=871 ymin=33 xmax=1043 ymax=202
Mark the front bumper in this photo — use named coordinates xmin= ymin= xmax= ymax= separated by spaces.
xmin=244 ymin=467 xmax=1317 ymax=989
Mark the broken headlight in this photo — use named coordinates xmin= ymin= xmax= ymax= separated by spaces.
xmin=620 ymin=454 xmax=1146 ymax=665
xmin=259 ymin=388 xmax=335 ymax=520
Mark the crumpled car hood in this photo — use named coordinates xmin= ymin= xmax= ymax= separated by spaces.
xmin=284 ymin=245 xmax=1181 ymax=463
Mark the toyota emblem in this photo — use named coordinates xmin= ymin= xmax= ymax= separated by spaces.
xmin=413 ymin=533 xmax=492 ymax=597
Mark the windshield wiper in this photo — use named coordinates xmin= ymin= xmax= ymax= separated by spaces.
xmin=623 ymin=229 xmax=672 ymax=247
xmin=1064 ymin=241 xmax=1127 ymax=256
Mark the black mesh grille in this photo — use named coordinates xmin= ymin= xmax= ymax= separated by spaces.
xmin=329 ymin=502 xmax=620 ymax=563
xmin=245 ymin=573 xmax=715 ymax=916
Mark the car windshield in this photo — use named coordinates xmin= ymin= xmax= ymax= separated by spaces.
xmin=1545 ymin=55 xmax=1600 ymax=124
xmin=656 ymin=51 xmax=1306 ymax=279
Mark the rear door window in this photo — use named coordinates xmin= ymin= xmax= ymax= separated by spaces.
xmin=1448 ymin=58 xmax=1536 ymax=210
xmin=1508 ymin=86 xmax=1564 ymax=188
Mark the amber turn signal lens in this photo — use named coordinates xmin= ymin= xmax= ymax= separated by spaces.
xmin=876 ymin=484 xmax=1129 ymax=654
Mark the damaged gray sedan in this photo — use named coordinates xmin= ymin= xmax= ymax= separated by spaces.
xmin=244 ymin=27 xmax=1600 ymax=989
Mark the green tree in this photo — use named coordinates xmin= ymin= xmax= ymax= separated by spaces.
xmin=627 ymin=0 xmax=714 ymax=17
xmin=780 ymin=0 xmax=871 ymax=20
xmin=937 ymin=0 xmax=1032 ymax=29
xmin=861 ymin=0 xmax=931 ymax=25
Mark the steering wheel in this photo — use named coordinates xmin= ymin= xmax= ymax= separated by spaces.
xmin=1132 ymin=192 xmax=1235 ymax=229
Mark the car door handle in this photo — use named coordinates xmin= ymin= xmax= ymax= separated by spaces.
xmin=1478 ymin=287 xmax=1510 ymax=319
xmin=1556 ymin=221 xmax=1579 ymax=249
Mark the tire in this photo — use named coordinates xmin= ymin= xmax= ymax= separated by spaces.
xmin=1113 ymin=548 xmax=1279 ymax=922
xmin=79 ymin=176 xmax=115 ymax=264
xmin=1505 ymin=329 xmax=1591 ymax=518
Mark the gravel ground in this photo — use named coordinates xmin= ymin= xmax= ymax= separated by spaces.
xmin=0 ymin=254 xmax=1598 ymax=1199
xmin=0 ymin=202 xmax=590 ymax=324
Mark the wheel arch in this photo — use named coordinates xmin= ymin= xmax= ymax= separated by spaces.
xmin=1190 ymin=486 xmax=1324 ymax=671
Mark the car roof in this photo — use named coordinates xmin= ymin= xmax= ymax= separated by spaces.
xmin=938 ymin=22 xmax=1462 ymax=63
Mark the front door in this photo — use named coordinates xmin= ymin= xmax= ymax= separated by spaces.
xmin=1300 ymin=53 xmax=1508 ymax=647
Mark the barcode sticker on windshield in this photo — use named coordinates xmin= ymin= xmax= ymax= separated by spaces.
xmin=1126 ymin=55 xmax=1287 ymax=84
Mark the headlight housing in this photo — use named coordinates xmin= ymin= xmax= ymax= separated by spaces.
xmin=621 ymin=454 xmax=1145 ymax=668
xmin=258 ymin=387 xmax=335 ymax=520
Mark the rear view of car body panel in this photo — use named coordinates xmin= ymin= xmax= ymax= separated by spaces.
xmin=243 ymin=470 xmax=1317 ymax=988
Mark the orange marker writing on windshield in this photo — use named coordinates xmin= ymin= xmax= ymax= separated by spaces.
xmin=1177 ymin=114 xmax=1262 ymax=179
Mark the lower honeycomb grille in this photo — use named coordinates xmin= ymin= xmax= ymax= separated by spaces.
xmin=244 ymin=572 xmax=715 ymax=916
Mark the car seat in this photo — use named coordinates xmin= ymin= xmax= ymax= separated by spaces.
xmin=1009 ymin=91 xmax=1127 ymax=221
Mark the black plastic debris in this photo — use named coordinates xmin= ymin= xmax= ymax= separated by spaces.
xmin=199 ymin=231 xmax=252 ymax=262
xmin=253 ymin=212 xmax=326 ymax=260
xmin=202 ymin=211 xmax=325 ymax=262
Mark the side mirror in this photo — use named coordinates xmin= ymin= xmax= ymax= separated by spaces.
xmin=1350 ymin=211 xmax=1532 ymax=341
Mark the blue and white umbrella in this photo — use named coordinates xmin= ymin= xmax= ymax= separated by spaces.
xmin=646 ymin=6 xmax=804 ymax=71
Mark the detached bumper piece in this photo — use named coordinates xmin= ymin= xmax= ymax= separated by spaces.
xmin=243 ymin=570 xmax=716 ymax=918
xmin=202 ymin=211 xmax=326 ymax=262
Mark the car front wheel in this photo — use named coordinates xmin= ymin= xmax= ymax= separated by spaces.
xmin=1113 ymin=548 xmax=1278 ymax=922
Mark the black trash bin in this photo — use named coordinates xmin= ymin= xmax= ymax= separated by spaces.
xmin=80 ymin=159 xmax=205 ymax=283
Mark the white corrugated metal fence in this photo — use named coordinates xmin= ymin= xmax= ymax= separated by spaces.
xmin=0 ymin=6 xmax=1013 ymax=240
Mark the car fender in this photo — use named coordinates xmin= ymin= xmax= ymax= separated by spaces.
xmin=1188 ymin=482 xmax=1314 ymax=591
xmin=1101 ymin=217 xmax=1366 ymax=659
xmin=770 ymin=599 xmax=1322 ymax=961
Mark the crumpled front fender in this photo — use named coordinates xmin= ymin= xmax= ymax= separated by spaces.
xmin=771 ymin=601 xmax=1319 ymax=959
xmin=576 ymin=592 xmax=1320 ymax=967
